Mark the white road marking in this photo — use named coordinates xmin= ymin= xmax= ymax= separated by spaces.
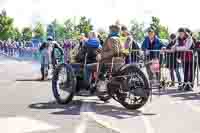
xmin=0 ymin=116 xmax=59 ymax=133
xmin=140 ymin=108 xmax=155 ymax=133
xmin=79 ymin=97 xmax=156 ymax=133
xmin=82 ymin=98 xmax=121 ymax=133
xmin=75 ymin=102 xmax=89 ymax=133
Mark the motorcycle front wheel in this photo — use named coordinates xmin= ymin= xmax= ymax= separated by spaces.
xmin=52 ymin=64 xmax=77 ymax=104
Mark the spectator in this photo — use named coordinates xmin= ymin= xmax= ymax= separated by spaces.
xmin=166 ymin=33 xmax=182 ymax=89
xmin=130 ymin=39 xmax=141 ymax=63
xmin=63 ymin=40 xmax=72 ymax=63
xmin=173 ymin=28 xmax=194 ymax=91
xmin=39 ymin=42 xmax=50 ymax=80
xmin=142 ymin=28 xmax=165 ymax=84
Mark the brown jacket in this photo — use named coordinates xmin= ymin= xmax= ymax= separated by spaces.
xmin=97 ymin=36 xmax=125 ymax=65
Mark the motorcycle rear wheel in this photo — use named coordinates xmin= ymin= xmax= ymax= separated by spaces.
xmin=116 ymin=65 xmax=150 ymax=110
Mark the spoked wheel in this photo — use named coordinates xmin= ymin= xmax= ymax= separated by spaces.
xmin=117 ymin=65 xmax=150 ymax=110
xmin=52 ymin=64 xmax=77 ymax=104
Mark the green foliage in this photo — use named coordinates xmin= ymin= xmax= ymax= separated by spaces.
xmin=75 ymin=16 xmax=93 ymax=35
xmin=12 ymin=28 xmax=21 ymax=41
xmin=33 ymin=22 xmax=45 ymax=39
xmin=159 ymin=25 xmax=169 ymax=39
xmin=130 ymin=19 xmax=145 ymax=41
xmin=22 ymin=27 xmax=32 ymax=41
xmin=56 ymin=23 xmax=66 ymax=41
xmin=150 ymin=16 xmax=169 ymax=39
xmin=150 ymin=16 xmax=160 ymax=35
xmin=64 ymin=19 xmax=74 ymax=39
xmin=0 ymin=10 xmax=15 ymax=40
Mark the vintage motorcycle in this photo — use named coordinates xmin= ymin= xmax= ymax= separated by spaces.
xmin=52 ymin=57 xmax=151 ymax=110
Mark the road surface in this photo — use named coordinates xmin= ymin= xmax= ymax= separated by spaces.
xmin=1 ymin=55 xmax=200 ymax=133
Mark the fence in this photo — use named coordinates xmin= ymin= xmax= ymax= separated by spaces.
xmin=129 ymin=49 xmax=200 ymax=90
xmin=0 ymin=46 xmax=41 ymax=61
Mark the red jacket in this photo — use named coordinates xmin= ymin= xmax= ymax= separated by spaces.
xmin=178 ymin=38 xmax=193 ymax=62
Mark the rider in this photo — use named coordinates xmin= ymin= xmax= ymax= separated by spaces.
xmin=51 ymin=41 xmax=64 ymax=69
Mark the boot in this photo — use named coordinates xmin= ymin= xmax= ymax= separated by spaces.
xmin=169 ymin=82 xmax=175 ymax=87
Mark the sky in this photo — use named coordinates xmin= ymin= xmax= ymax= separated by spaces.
xmin=0 ymin=0 xmax=200 ymax=32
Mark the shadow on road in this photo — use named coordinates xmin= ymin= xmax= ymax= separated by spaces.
xmin=29 ymin=100 xmax=82 ymax=116
xmin=152 ymin=88 xmax=183 ymax=96
xmin=28 ymin=99 xmax=156 ymax=119
xmin=93 ymin=102 xmax=156 ymax=119
xmin=16 ymin=78 xmax=51 ymax=82
xmin=170 ymin=92 xmax=200 ymax=101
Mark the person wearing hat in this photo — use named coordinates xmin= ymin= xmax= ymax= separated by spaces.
xmin=173 ymin=28 xmax=194 ymax=91
xmin=142 ymin=27 xmax=165 ymax=83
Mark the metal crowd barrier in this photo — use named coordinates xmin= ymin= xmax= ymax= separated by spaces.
xmin=128 ymin=49 xmax=198 ymax=90
xmin=0 ymin=47 xmax=41 ymax=61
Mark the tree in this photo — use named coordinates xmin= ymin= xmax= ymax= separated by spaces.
xmin=150 ymin=16 xmax=169 ymax=39
xmin=22 ymin=27 xmax=32 ymax=41
xmin=12 ymin=28 xmax=21 ymax=41
xmin=0 ymin=10 xmax=15 ymax=40
xmin=33 ymin=22 xmax=45 ymax=40
xmin=130 ymin=19 xmax=145 ymax=42
xmin=64 ymin=18 xmax=74 ymax=39
xmin=76 ymin=16 xmax=93 ymax=35
xmin=159 ymin=25 xmax=169 ymax=39
xmin=56 ymin=23 xmax=66 ymax=41
xmin=51 ymin=19 xmax=59 ymax=40
xmin=150 ymin=16 xmax=160 ymax=36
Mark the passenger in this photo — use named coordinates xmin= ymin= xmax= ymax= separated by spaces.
xmin=76 ymin=31 xmax=101 ymax=64
xmin=96 ymin=24 xmax=125 ymax=94
xmin=96 ymin=24 xmax=125 ymax=79
xmin=75 ymin=31 xmax=102 ymax=81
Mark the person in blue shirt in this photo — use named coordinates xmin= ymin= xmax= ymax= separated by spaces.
xmin=74 ymin=31 xmax=102 ymax=92
xmin=142 ymin=28 xmax=165 ymax=84
xmin=76 ymin=31 xmax=102 ymax=64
